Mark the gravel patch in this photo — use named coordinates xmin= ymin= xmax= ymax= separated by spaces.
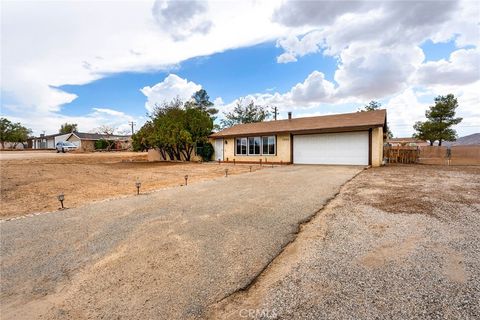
xmin=210 ymin=165 xmax=480 ymax=319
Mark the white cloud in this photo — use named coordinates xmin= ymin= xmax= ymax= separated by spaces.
xmin=276 ymin=31 xmax=323 ymax=63
xmin=152 ymin=0 xmax=212 ymax=41
xmin=140 ymin=74 xmax=202 ymax=113
xmin=290 ymin=71 xmax=335 ymax=103
xmin=416 ymin=48 xmax=480 ymax=86
xmin=1 ymin=0 xmax=285 ymax=130
xmin=1 ymin=0 xmax=478 ymax=138
xmin=334 ymin=44 xmax=425 ymax=99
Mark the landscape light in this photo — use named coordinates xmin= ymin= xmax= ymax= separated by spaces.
xmin=249 ymin=165 xmax=252 ymax=172
xmin=135 ymin=180 xmax=141 ymax=195
xmin=57 ymin=193 xmax=65 ymax=209
xmin=225 ymin=168 xmax=228 ymax=177
xmin=184 ymin=175 xmax=188 ymax=186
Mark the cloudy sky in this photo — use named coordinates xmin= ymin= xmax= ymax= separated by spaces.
xmin=1 ymin=0 xmax=479 ymax=137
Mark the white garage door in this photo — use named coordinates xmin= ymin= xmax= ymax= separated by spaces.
xmin=293 ymin=131 xmax=369 ymax=165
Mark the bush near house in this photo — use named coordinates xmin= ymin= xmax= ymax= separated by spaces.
xmin=95 ymin=139 xmax=114 ymax=150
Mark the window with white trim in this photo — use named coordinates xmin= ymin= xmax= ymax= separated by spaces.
xmin=235 ymin=135 xmax=276 ymax=155
xmin=262 ymin=136 xmax=275 ymax=155
xmin=236 ymin=137 xmax=247 ymax=155
xmin=248 ymin=137 xmax=261 ymax=155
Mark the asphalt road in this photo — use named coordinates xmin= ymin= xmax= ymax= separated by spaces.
xmin=0 ymin=165 xmax=361 ymax=319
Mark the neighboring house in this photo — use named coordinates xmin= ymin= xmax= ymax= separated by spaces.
xmin=29 ymin=133 xmax=71 ymax=149
xmin=210 ymin=110 xmax=387 ymax=167
xmin=66 ymin=132 xmax=131 ymax=152
xmin=387 ymin=137 xmax=429 ymax=147
xmin=28 ymin=132 xmax=131 ymax=151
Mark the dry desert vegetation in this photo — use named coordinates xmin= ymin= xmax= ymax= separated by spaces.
xmin=0 ymin=151 xmax=262 ymax=218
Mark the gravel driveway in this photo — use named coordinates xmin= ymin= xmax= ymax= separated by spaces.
xmin=210 ymin=165 xmax=480 ymax=319
xmin=0 ymin=165 xmax=361 ymax=319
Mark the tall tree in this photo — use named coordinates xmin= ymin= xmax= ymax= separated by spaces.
xmin=136 ymin=98 xmax=213 ymax=161
xmin=59 ymin=123 xmax=78 ymax=134
xmin=220 ymin=100 xmax=270 ymax=128
xmin=359 ymin=100 xmax=393 ymax=139
xmin=413 ymin=94 xmax=462 ymax=146
xmin=190 ymin=89 xmax=218 ymax=116
xmin=0 ymin=118 xmax=32 ymax=149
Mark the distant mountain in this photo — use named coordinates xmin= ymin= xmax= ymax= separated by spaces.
xmin=443 ymin=133 xmax=480 ymax=147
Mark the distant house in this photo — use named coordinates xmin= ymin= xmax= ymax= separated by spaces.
xmin=386 ymin=138 xmax=429 ymax=147
xmin=66 ymin=132 xmax=131 ymax=152
xmin=29 ymin=133 xmax=71 ymax=149
xmin=28 ymin=132 xmax=131 ymax=151
xmin=209 ymin=110 xmax=387 ymax=167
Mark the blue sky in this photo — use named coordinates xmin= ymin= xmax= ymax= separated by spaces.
xmin=58 ymin=41 xmax=339 ymax=118
xmin=1 ymin=0 xmax=479 ymax=136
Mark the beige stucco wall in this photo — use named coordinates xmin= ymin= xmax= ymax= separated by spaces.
xmin=147 ymin=148 xmax=202 ymax=162
xmin=219 ymin=133 xmax=292 ymax=163
xmin=371 ymin=127 xmax=384 ymax=167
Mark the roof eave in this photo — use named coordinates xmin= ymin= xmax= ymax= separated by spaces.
xmin=209 ymin=124 xmax=384 ymax=139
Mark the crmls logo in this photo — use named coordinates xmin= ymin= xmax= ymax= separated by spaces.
xmin=239 ymin=308 xmax=278 ymax=319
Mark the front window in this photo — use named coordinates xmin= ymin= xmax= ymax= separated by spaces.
xmin=236 ymin=138 xmax=247 ymax=155
xmin=235 ymin=136 xmax=275 ymax=156
xmin=262 ymin=136 xmax=275 ymax=155
xmin=248 ymin=137 xmax=261 ymax=155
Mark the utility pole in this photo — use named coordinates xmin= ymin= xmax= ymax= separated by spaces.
xmin=272 ymin=106 xmax=279 ymax=121
xmin=128 ymin=121 xmax=136 ymax=135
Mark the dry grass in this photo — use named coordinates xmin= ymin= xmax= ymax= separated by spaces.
xmin=0 ymin=152 xmax=263 ymax=218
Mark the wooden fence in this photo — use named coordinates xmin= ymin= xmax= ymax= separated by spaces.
xmin=384 ymin=145 xmax=480 ymax=165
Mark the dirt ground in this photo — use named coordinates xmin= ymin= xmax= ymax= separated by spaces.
xmin=210 ymin=165 xmax=480 ymax=319
xmin=0 ymin=151 xmax=262 ymax=218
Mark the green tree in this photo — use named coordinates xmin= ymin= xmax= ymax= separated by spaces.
xmin=413 ymin=121 xmax=439 ymax=146
xmin=359 ymin=100 xmax=393 ymax=139
xmin=0 ymin=118 xmax=32 ymax=148
xmin=189 ymin=89 xmax=218 ymax=116
xmin=413 ymin=94 xmax=462 ymax=146
xmin=136 ymin=98 xmax=213 ymax=161
xmin=132 ymin=121 xmax=155 ymax=152
xmin=59 ymin=123 xmax=78 ymax=134
xmin=0 ymin=118 xmax=13 ymax=149
xmin=360 ymin=101 xmax=382 ymax=112
xmin=220 ymin=100 xmax=270 ymax=128
xmin=10 ymin=123 xmax=32 ymax=148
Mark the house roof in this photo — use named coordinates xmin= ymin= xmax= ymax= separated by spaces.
xmin=210 ymin=109 xmax=387 ymax=138
xmin=70 ymin=132 xmax=131 ymax=141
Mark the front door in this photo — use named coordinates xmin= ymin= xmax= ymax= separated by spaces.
xmin=214 ymin=139 xmax=224 ymax=161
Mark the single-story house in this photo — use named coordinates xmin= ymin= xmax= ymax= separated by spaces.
xmin=28 ymin=132 xmax=131 ymax=151
xmin=66 ymin=132 xmax=131 ymax=152
xmin=209 ymin=109 xmax=387 ymax=167
xmin=387 ymin=137 xmax=429 ymax=147
xmin=29 ymin=133 xmax=70 ymax=149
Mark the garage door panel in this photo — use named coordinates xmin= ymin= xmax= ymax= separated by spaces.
xmin=294 ymin=131 xmax=369 ymax=165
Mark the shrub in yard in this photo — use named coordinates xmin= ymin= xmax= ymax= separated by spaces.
xmin=95 ymin=139 xmax=111 ymax=150
xmin=197 ymin=142 xmax=214 ymax=161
